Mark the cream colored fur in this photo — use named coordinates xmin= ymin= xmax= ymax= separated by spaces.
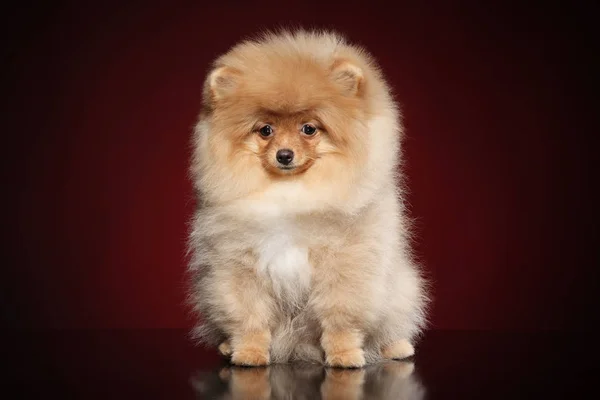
xmin=187 ymin=29 xmax=429 ymax=367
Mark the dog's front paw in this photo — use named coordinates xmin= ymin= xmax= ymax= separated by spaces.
xmin=325 ymin=348 xmax=365 ymax=368
xmin=231 ymin=347 xmax=270 ymax=367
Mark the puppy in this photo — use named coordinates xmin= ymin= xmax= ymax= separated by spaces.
xmin=187 ymin=30 xmax=428 ymax=368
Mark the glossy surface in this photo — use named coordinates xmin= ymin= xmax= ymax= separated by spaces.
xmin=6 ymin=330 xmax=591 ymax=398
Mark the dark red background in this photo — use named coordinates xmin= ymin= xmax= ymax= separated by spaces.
xmin=3 ymin=1 xmax=596 ymax=331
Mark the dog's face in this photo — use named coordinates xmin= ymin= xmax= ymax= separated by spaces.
xmin=203 ymin=53 xmax=368 ymax=179
xmin=193 ymin=32 xmax=400 ymax=211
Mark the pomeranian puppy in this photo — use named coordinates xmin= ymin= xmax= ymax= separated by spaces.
xmin=188 ymin=30 xmax=428 ymax=368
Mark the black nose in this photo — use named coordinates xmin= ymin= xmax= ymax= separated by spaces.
xmin=276 ymin=149 xmax=294 ymax=165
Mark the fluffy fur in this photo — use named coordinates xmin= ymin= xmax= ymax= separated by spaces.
xmin=187 ymin=29 xmax=429 ymax=368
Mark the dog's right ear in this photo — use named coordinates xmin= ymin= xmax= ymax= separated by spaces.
xmin=204 ymin=65 xmax=241 ymax=102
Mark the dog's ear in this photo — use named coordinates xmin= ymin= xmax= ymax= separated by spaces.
xmin=204 ymin=65 xmax=241 ymax=102
xmin=330 ymin=59 xmax=364 ymax=96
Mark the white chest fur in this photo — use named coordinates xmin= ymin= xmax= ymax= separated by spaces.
xmin=254 ymin=221 xmax=312 ymax=301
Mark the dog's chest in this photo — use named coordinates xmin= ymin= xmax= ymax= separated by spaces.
xmin=254 ymin=222 xmax=311 ymax=295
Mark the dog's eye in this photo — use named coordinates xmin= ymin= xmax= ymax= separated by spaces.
xmin=259 ymin=125 xmax=273 ymax=137
xmin=301 ymin=124 xmax=317 ymax=136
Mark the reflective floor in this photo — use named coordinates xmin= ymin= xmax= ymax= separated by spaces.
xmin=5 ymin=330 xmax=591 ymax=398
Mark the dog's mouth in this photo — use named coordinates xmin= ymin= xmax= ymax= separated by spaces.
xmin=263 ymin=159 xmax=315 ymax=176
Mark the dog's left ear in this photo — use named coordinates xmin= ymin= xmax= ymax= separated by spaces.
xmin=330 ymin=59 xmax=364 ymax=96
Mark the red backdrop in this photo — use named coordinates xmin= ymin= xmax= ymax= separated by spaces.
xmin=3 ymin=1 xmax=595 ymax=331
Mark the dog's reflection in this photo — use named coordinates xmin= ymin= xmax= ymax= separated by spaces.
xmin=191 ymin=361 xmax=425 ymax=399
